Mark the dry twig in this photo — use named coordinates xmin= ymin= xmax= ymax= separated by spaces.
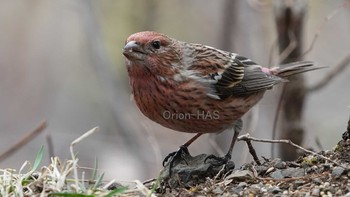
xmin=300 ymin=2 xmax=346 ymax=58
xmin=271 ymin=83 xmax=287 ymax=157
xmin=308 ymin=53 xmax=350 ymax=92
xmin=245 ymin=140 xmax=261 ymax=165
xmin=0 ymin=121 xmax=47 ymax=162
xmin=238 ymin=133 xmax=349 ymax=170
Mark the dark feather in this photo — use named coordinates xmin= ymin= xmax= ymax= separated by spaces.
xmin=276 ymin=61 xmax=322 ymax=77
xmin=212 ymin=56 xmax=285 ymax=99
xmin=216 ymin=60 xmax=244 ymax=87
xmin=185 ymin=45 xmax=315 ymax=100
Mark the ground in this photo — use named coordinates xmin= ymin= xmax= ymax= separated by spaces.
xmin=143 ymin=123 xmax=350 ymax=196
xmin=1 ymin=120 xmax=349 ymax=196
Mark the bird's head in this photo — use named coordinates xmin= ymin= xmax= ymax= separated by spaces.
xmin=123 ymin=31 xmax=183 ymax=78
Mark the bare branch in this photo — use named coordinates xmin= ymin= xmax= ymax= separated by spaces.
xmin=238 ymin=133 xmax=349 ymax=170
xmin=245 ymin=139 xmax=261 ymax=165
xmin=0 ymin=121 xmax=47 ymax=162
xmin=279 ymin=30 xmax=297 ymax=63
xmin=271 ymin=84 xmax=287 ymax=157
xmin=241 ymin=106 xmax=259 ymax=163
xmin=308 ymin=53 xmax=350 ymax=92
xmin=300 ymin=2 xmax=345 ymax=58
xmin=268 ymin=38 xmax=278 ymax=67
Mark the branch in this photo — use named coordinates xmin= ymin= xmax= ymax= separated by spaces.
xmin=237 ymin=133 xmax=349 ymax=170
xmin=279 ymin=30 xmax=298 ymax=64
xmin=308 ymin=53 xmax=350 ymax=92
xmin=300 ymin=2 xmax=346 ymax=58
xmin=271 ymin=83 xmax=287 ymax=157
xmin=0 ymin=121 xmax=47 ymax=162
xmin=245 ymin=139 xmax=261 ymax=165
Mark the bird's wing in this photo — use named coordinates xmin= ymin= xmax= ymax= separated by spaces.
xmin=182 ymin=44 xmax=245 ymax=87
xmin=183 ymin=47 xmax=284 ymax=99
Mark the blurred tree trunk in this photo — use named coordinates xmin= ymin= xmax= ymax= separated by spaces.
xmin=211 ymin=0 xmax=239 ymax=156
xmin=220 ymin=0 xmax=237 ymax=51
xmin=274 ymin=0 xmax=307 ymax=160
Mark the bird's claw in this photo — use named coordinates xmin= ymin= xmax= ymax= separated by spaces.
xmin=162 ymin=145 xmax=189 ymax=167
xmin=162 ymin=145 xmax=190 ymax=177
xmin=162 ymin=152 xmax=176 ymax=166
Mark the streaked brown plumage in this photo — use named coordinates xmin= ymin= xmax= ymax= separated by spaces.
xmin=123 ymin=31 xmax=321 ymax=166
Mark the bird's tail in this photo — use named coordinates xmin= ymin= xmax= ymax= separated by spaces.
xmin=272 ymin=61 xmax=324 ymax=78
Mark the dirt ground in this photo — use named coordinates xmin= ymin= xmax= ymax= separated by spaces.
xmin=143 ymin=119 xmax=350 ymax=196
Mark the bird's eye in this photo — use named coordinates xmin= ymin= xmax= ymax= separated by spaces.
xmin=151 ymin=40 xmax=161 ymax=49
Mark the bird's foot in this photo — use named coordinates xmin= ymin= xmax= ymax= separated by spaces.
xmin=163 ymin=145 xmax=189 ymax=166
xmin=162 ymin=145 xmax=190 ymax=177
xmin=160 ymin=152 xmax=235 ymax=188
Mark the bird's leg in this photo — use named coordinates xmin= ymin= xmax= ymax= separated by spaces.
xmin=163 ymin=133 xmax=203 ymax=167
xmin=205 ymin=119 xmax=242 ymax=166
xmin=163 ymin=133 xmax=203 ymax=177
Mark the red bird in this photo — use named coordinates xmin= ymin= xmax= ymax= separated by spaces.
xmin=123 ymin=31 xmax=320 ymax=167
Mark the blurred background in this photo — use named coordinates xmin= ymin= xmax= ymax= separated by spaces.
xmin=0 ymin=0 xmax=349 ymax=181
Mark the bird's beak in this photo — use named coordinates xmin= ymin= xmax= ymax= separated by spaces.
xmin=123 ymin=41 xmax=145 ymax=60
xmin=124 ymin=41 xmax=139 ymax=52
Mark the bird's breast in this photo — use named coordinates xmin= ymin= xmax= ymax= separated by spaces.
xmin=130 ymin=75 xmax=264 ymax=134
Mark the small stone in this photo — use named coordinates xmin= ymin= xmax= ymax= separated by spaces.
xmin=324 ymin=182 xmax=330 ymax=187
xmin=336 ymin=189 xmax=343 ymax=195
xmin=226 ymin=170 xmax=255 ymax=181
xmin=270 ymin=169 xmax=284 ymax=179
xmin=332 ymin=166 xmax=346 ymax=178
xmin=275 ymin=161 xmax=287 ymax=169
xmin=271 ymin=187 xmax=282 ymax=194
xmin=311 ymin=188 xmax=320 ymax=196
xmin=311 ymin=165 xmax=319 ymax=171
xmin=255 ymin=165 xmax=268 ymax=175
xmin=250 ymin=184 xmax=259 ymax=189
xmin=323 ymin=163 xmax=332 ymax=170
xmin=281 ymin=167 xmax=305 ymax=178
xmin=272 ymin=158 xmax=282 ymax=167
xmin=212 ymin=187 xmax=223 ymax=195
xmin=231 ymin=182 xmax=246 ymax=194
xmin=249 ymin=184 xmax=262 ymax=194
xmin=238 ymin=182 xmax=247 ymax=188
xmin=231 ymin=185 xmax=244 ymax=194
xmin=313 ymin=178 xmax=322 ymax=185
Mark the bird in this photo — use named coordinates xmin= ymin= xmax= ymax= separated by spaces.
xmin=122 ymin=31 xmax=321 ymax=169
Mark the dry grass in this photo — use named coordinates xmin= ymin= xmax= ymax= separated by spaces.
xmin=0 ymin=127 xmax=156 ymax=197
